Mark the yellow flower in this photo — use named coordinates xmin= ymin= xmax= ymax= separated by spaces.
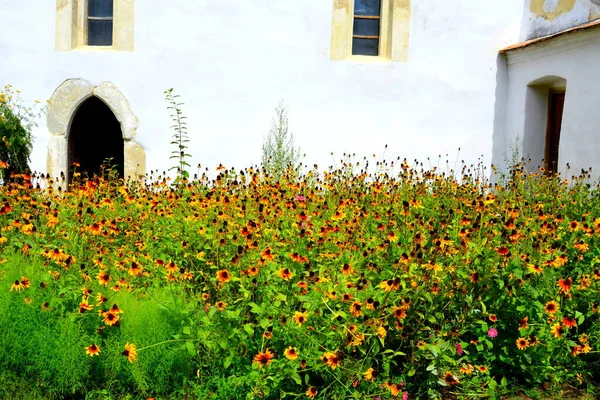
xmin=122 ymin=343 xmax=137 ymax=363
xmin=363 ymin=367 xmax=376 ymax=381
xmin=284 ymin=346 xmax=299 ymax=360
xmin=293 ymin=311 xmax=308 ymax=327
xmin=86 ymin=344 xmax=100 ymax=356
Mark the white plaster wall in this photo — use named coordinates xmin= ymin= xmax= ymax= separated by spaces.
xmin=0 ymin=0 xmax=524 ymax=179
xmin=521 ymin=0 xmax=600 ymax=41
xmin=494 ymin=28 xmax=600 ymax=178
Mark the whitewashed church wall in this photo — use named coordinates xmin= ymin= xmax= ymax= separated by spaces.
xmin=0 ymin=0 xmax=523 ymax=179
xmin=493 ymin=28 xmax=600 ymax=179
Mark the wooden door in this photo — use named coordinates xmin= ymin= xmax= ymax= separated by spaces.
xmin=545 ymin=90 xmax=565 ymax=174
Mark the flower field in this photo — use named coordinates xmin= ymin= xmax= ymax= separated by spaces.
xmin=0 ymin=164 xmax=599 ymax=399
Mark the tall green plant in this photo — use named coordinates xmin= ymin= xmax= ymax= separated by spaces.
xmin=261 ymin=100 xmax=301 ymax=180
xmin=164 ymin=88 xmax=191 ymax=181
xmin=0 ymin=85 xmax=46 ymax=184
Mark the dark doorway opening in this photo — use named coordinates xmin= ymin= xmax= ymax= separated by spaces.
xmin=68 ymin=96 xmax=124 ymax=183
xmin=545 ymin=90 xmax=565 ymax=174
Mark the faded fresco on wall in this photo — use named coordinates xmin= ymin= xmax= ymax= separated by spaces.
xmin=524 ymin=0 xmax=600 ymax=39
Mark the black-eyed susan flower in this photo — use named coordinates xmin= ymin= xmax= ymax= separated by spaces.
xmin=321 ymin=351 xmax=341 ymax=370
xmin=443 ymin=371 xmax=460 ymax=386
xmin=10 ymin=277 xmax=29 ymax=292
xmin=528 ymin=264 xmax=543 ymax=275
xmin=79 ymin=299 xmax=94 ymax=313
xmin=96 ymin=293 xmax=108 ymax=305
xmin=363 ymin=367 xmax=376 ymax=382
xmin=392 ymin=306 xmax=407 ymax=320
xmin=341 ymin=263 xmax=354 ymax=275
xmin=349 ymin=301 xmax=363 ymax=317
xmin=305 ymin=386 xmax=317 ymax=399
xmin=128 ymin=261 xmax=143 ymax=276
xmin=550 ymin=323 xmax=564 ymax=339
xmin=122 ymin=343 xmax=137 ymax=363
xmin=293 ymin=311 xmax=308 ymax=327
xmin=562 ymin=316 xmax=577 ymax=328
xmin=109 ymin=304 xmax=122 ymax=314
xmin=284 ymin=346 xmax=299 ymax=360
xmin=518 ymin=316 xmax=529 ymax=330
xmin=516 ymin=337 xmax=529 ymax=349
xmin=86 ymin=344 xmax=100 ymax=357
xmin=96 ymin=271 xmax=110 ymax=286
xmin=216 ymin=269 xmax=231 ymax=284
xmin=544 ymin=300 xmax=559 ymax=314
xmin=102 ymin=311 xmax=120 ymax=326
xmin=278 ymin=268 xmax=293 ymax=280
xmin=253 ymin=348 xmax=275 ymax=368
xmin=558 ymin=278 xmax=573 ymax=294
xmin=261 ymin=248 xmax=274 ymax=261
xmin=166 ymin=261 xmax=178 ymax=273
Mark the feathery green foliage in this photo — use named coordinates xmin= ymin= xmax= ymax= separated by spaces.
xmin=261 ymin=100 xmax=301 ymax=180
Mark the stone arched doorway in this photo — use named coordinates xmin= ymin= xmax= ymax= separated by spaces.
xmin=46 ymin=79 xmax=146 ymax=185
xmin=69 ymin=96 xmax=124 ymax=183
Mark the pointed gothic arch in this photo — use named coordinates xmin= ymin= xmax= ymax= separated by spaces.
xmin=46 ymin=79 xmax=146 ymax=184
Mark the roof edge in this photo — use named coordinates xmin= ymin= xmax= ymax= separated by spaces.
xmin=500 ymin=18 xmax=600 ymax=54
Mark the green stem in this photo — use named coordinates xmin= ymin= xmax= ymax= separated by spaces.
xmin=137 ymin=338 xmax=189 ymax=352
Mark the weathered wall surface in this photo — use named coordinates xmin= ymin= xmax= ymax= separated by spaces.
xmin=493 ymin=27 xmax=600 ymax=178
xmin=0 ymin=0 xmax=524 ymax=178
xmin=522 ymin=0 xmax=600 ymax=40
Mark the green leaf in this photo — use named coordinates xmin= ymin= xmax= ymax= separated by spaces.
xmin=291 ymin=373 xmax=302 ymax=385
xmin=182 ymin=326 xmax=191 ymax=335
xmin=186 ymin=341 xmax=196 ymax=356
xmin=243 ymin=323 xmax=254 ymax=336
xmin=248 ymin=302 xmax=263 ymax=314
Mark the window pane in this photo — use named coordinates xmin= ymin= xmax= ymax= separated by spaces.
xmin=88 ymin=0 xmax=113 ymax=18
xmin=354 ymin=0 xmax=381 ymax=16
xmin=88 ymin=20 xmax=113 ymax=46
xmin=352 ymin=38 xmax=379 ymax=56
xmin=353 ymin=19 xmax=380 ymax=37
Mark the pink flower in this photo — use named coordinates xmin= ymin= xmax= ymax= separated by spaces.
xmin=294 ymin=195 xmax=306 ymax=202
xmin=403 ymin=393 xmax=409 ymax=400
xmin=488 ymin=328 xmax=498 ymax=338
xmin=456 ymin=343 xmax=463 ymax=355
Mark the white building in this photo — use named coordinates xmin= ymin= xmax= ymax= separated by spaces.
xmin=0 ymin=0 xmax=599 ymax=182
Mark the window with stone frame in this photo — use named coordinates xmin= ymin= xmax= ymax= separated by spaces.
xmin=55 ymin=0 xmax=134 ymax=51
xmin=330 ymin=0 xmax=411 ymax=62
